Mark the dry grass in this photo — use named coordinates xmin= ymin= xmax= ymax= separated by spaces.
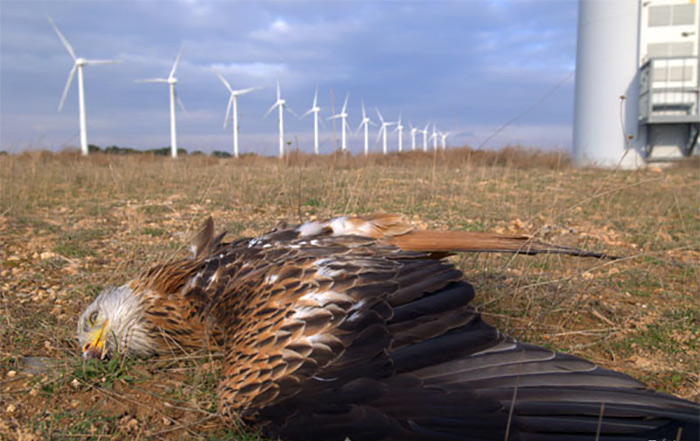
xmin=1 ymin=148 xmax=698 ymax=440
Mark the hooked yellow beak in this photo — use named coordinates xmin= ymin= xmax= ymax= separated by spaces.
xmin=82 ymin=319 xmax=108 ymax=359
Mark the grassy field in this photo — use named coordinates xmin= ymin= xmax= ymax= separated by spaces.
xmin=1 ymin=149 xmax=698 ymax=440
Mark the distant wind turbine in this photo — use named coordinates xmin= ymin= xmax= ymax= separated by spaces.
xmin=393 ymin=113 xmax=404 ymax=152
xmin=136 ymin=47 xmax=186 ymax=158
xmin=376 ymin=109 xmax=396 ymax=155
xmin=48 ymin=16 xmax=121 ymax=156
xmin=328 ymin=93 xmax=351 ymax=152
xmin=301 ymin=86 xmax=321 ymax=154
xmin=421 ymin=124 xmax=429 ymax=152
xmin=264 ymin=75 xmax=296 ymax=158
xmin=440 ymin=131 xmax=451 ymax=149
xmin=430 ymin=123 xmax=439 ymax=150
xmin=356 ymin=100 xmax=376 ymax=156
xmin=213 ymin=68 xmax=262 ymax=158
xmin=409 ymin=124 xmax=418 ymax=151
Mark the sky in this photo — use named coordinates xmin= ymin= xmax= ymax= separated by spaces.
xmin=0 ymin=0 xmax=579 ymax=156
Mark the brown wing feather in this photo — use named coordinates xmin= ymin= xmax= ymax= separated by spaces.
xmin=385 ymin=230 xmax=617 ymax=258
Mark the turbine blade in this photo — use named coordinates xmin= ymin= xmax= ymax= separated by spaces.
xmin=169 ymin=46 xmax=184 ymax=79
xmin=175 ymin=89 xmax=186 ymax=114
xmin=361 ymin=101 xmax=367 ymax=119
xmin=84 ymin=59 xmax=121 ymax=66
xmin=276 ymin=75 xmax=281 ymax=100
xmin=376 ymin=126 xmax=384 ymax=142
xmin=224 ymin=96 xmax=233 ymax=129
xmin=234 ymin=86 xmax=262 ymax=96
xmin=285 ymin=105 xmax=298 ymax=118
xmin=47 ymin=16 xmax=76 ymax=61
xmin=213 ymin=68 xmax=233 ymax=93
xmin=135 ymin=78 xmax=169 ymax=83
xmin=313 ymin=86 xmax=318 ymax=108
xmin=375 ymin=108 xmax=384 ymax=123
xmin=341 ymin=93 xmax=349 ymax=113
xmin=58 ymin=64 xmax=77 ymax=111
xmin=301 ymin=108 xmax=314 ymax=118
xmin=264 ymin=102 xmax=279 ymax=118
xmin=355 ymin=120 xmax=364 ymax=135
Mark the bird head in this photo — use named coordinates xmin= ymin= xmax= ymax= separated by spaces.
xmin=77 ymin=284 xmax=155 ymax=359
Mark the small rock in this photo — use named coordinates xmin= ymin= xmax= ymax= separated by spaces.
xmin=40 ymin=252 xmax=57 ymax=260
xmin=6 ymin=404 xmax=16 ymax=413
xmin=6 ymin=370 xmax=16 ymax=378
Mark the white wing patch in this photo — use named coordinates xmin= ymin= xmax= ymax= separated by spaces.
xmin=297 ymin=221 xmax=323 ymax=237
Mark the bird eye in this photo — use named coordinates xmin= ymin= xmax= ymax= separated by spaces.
xmin=88 ymin=311 xmax=99 ymax=326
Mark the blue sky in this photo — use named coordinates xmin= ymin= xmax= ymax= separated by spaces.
xmin=0 ymin=0 xmax=579 ymax=156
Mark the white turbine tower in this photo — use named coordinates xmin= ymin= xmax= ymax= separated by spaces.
xmin=264 ymin=75 xmax=295 ymax=158
xmin=213 ymin=68 xmax=262 ymax=158
xmin=439 ymin=131 xmax=451 ymax=149
xmin=48 ymin=16 xmax=121 ymax=156
xmin=376 ymin=109 xmax=396 ymax=155
xmin=409 ymin=124 xmax=418 ymax=151
xmin=136 ymin=47 xmax=186 ymax=158
xmin=300 ymin=86 xmax=321 ymax=154
xmin=328 ymin=93 xmax=351 ymax=152
xmin=421 ymin=124 xmax=429 ymax=152
xmin=393 ymin=113 xmax=404 ymax=152
xmin=356 ymin=100 xmax=376 ymax=156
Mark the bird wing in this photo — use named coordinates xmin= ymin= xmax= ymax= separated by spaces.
xmin=192 ymin=215 xmax=697 ymax=441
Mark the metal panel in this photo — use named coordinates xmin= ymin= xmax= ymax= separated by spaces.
xmin=648 ymin=42 xmax=694 ymax=57
xmin=672 ymin=4 xmax=696 ymax=25
xmin=649 ymin=5 xmax=672 ymax=26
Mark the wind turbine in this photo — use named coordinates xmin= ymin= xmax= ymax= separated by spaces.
xmin=439 ymin=131 xmax=451 ymax=149
xmin=264 ymin=75 xmax=295 ymax=158
xmin=301 ymin=86 xmax=321 ymax=154
xmin=48 ymin=16 xmax=121 ymax=156
xmin=213 ymin=68 xmax=262 ymax=158
xmin=376 ymin=109 xmax=396 ymax=155
xmin=136 ymin=47 xmax=186 ymax=158
xmin=409 ymin=124 xmax=418 ymax=151
xmin=356 ymin=100 xmax=376 ymax=156
xmin=393 ymin=113 xmax=404 ymax=152
xmin=421 ymin=124 xmax=429 ymax=152
xmin=328 ymin=93 xmax=350 ymax=152
xmin=430 ymin=123 xmax=439 ymax=150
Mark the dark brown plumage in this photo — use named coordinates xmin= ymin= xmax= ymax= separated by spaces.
xmin=77 ymin=214 xmax=698 ymax=441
